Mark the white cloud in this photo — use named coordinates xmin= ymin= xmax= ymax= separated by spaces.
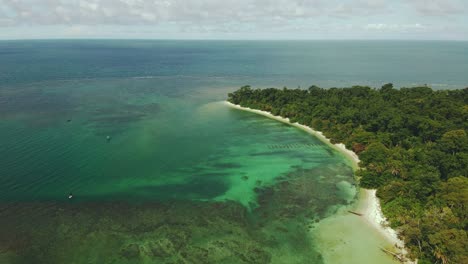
xmin=0 ymin=0 xmax=467 ymax=39
xmin=0 ymin=0 xmax=392 ymax=27
xmin=334 ymin=0 xmax=388 ymax=16
xmin=408 ymin=0 xmax=467 ymax=16
xmin=365 ymin=23 xmax=425 ymax=31
xmin=79 ymin=1 xmax=99 ymax=12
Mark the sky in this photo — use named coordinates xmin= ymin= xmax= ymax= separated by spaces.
xmin=0 ymin=0 xmax=468 ymax=40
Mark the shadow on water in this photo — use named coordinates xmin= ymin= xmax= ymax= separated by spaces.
xmin=0 ymin=86 xmax=77 ymax=128
xmin=84 ymin=101 xmax=162 ymax=136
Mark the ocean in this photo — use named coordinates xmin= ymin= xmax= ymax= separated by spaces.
xmin=0 ymin=40 xmax=466 ymax=264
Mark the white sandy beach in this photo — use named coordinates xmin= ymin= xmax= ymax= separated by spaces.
xmin=224 ymin=101 xmax=414 ymax=263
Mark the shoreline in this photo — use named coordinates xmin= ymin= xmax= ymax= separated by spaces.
xmin=224 ymin=102 xmax=360 ymax=166
xmin=224 ymin=101 xmax=413 ymax=263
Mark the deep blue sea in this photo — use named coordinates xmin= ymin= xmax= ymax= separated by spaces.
xmin=1 ymin=40 xmax=467 ymax=89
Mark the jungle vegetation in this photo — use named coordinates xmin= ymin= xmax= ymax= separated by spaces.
xmin=228 ymin=84 xmax=468 ymax=264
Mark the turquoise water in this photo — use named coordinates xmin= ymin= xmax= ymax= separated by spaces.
xmin=0 ymin=78 xmax=347 ymax=207
xmin=0 ymin=40 xmax=466 ymax=263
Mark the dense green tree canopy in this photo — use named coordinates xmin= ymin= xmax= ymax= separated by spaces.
xmin=228 ymin=84 xmax=468 ymax=263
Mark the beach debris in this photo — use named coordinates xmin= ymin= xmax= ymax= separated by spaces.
xmin=379 ymin=246 xmax=405 ymax=263
xmin=348 ymin=210 xmax=363 ymax=216
xmin=67 ymin=119 xmax=72 ymax=122
xmin=106 ymin=136 xmax=111 ymax=141
xmin=68 ymin=193 xmax=73 ymax=199
xmin=241 ymin=175 xmax=249 ymax=181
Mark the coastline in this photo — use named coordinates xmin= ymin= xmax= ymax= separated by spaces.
xmin=224 ymin=101 xmax=413 ymax=263
xmin=224 ymin=101 xmax=360 ymax=167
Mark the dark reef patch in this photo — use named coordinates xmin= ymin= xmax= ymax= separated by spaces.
xmin=0 ymin=164 xmax=357 ymax=264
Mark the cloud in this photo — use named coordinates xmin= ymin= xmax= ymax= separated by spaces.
xmin=334 ymin=0 xmax=389 ymax=17
xmin=365 ymin=23 xmax=425 ymax=32
xmin=408 ymin=0 xmax=467 ymax=16
xmin=0 ymin=0 xmax=392 ymax=27
xmin=0 ymin=0 xmax=467 ymax=40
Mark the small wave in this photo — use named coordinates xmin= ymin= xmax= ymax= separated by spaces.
xmin=132 ymin=76 xmax=159 ymax=79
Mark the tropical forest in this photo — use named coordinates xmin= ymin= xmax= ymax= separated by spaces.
xmin=227 ymin=84 xmax=468 ymax=264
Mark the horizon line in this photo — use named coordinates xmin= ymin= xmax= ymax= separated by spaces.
xmin=1 ymin=38 xmax=468 ymax=42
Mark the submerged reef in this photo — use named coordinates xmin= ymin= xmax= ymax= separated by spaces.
xmin=0 ymin=165 xmax=354 ymax=264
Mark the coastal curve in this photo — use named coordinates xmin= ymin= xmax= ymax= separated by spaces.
xmin=224 ymin=101 xmax=415 ymax=264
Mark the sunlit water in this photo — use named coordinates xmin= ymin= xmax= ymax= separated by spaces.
xmin=2 ymin=40 xmax=466 ymax=263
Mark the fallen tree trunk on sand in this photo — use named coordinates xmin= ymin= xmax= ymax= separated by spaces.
xmin=379 ymin=246 xmax=405 ymax=263
xmin=348 ymin=211 xmax=363 ymax=216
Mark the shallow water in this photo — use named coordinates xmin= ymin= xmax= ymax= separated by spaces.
xmin=0 ymin=77 xmax=367 ymax=263
xmin=2 ymin=40 xmax=461 ymax=263
xmin=0 ymin=79 xmax=345 ymax=206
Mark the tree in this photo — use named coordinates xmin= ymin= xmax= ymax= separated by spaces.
xmin=227 ymin=84 xmax=468 ymax=262
xmin=439 ymin=130 xmax=468 ymax=155
xmin=439 ymin=177 xmax=468 ymax=219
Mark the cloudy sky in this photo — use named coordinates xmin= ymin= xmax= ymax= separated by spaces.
xmin=1 ymin=0 xmax=467 ymax=40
